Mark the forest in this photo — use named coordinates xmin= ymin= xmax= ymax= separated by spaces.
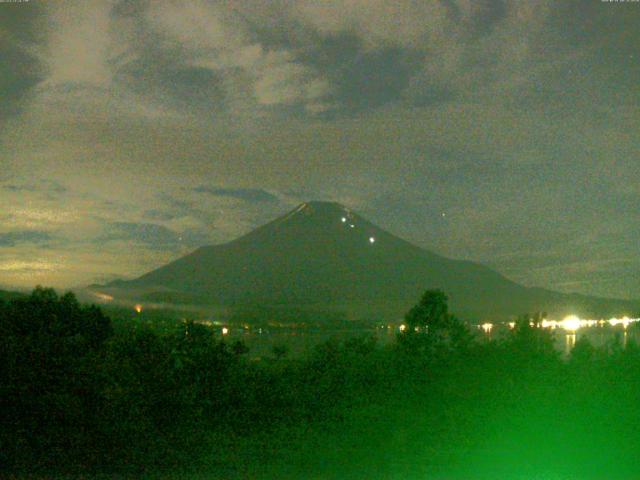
xmin=2 ymin=288 xmax=640 ymax=479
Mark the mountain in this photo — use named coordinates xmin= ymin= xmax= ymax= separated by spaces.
xmin=95 ymin=201 xmax=639 ymax=321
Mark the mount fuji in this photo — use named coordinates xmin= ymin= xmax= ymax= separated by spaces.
xmin=94 ymin=201 xmax=639 ymax=321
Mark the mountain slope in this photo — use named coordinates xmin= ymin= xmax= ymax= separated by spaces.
xmin=100 ymin=201 xmax=639 ymax=320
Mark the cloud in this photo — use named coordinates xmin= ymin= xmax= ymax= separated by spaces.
xmin=140 ymin=193 xmax=211 ymax=224
xmin=1 ymin=1 xmax=639 ymax=300
xmin=2 ymin=179 xmax=67 ymax=196
xmin=135 ymin=0 xmax=332 ymax=115
xmin=279 ymin=0 xmax=557 ymax=106
xmin=0 ymin=2 xmax=46 ymax=122
xmin=299 ymin=35 xmax=419 ymax=112
xmin=43 ymin=0 xmax=116 ymax=88
xmin=193 ymin=186 xmax=279 ymax=203
xmin=142 ymin=209 xmax=180 ymax=222
xmin=99 ymin=221 xmax=212 ymax=250
xmin=6 ymin=0 xmax=638 ymax=128
xmin=0 ymin=260 xmax=59 ymax=273
xmin=100 ymin=222 xmax=182 ymax=247
xmin=2 ymin=184 xmax=37 ymax=193
xmin=0 ymin=230 xmax=53 ymax=247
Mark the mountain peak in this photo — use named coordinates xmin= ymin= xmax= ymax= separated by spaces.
xmin=296 ymin=201 xmax=348 ymax=213
xmin=302 ymin=200 xmax=344 ymax=208
xmin=277 ymin=201 xmax=354 ymax=226
xmin=98 ymin=201 xmax=640 ymax=321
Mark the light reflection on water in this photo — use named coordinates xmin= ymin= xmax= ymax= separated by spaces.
xmin=558 ymin=325 xmax=636 ymax=355
xmin=472 ymin=316 xmax=640 ymax=356
xmin=220 ymin=322 xmax=640 ymax=359
xmin=565 ymin=333 xmax=576 ymax=355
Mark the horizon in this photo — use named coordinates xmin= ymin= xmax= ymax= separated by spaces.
xmin=1 ymin=198 xmax=639 ymax=305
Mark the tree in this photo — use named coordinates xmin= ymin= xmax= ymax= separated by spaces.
xmin=231 ymin=340 xmax=249 ymax=356
xmin=272 ymin=344 xmax=289 ymax=360
xmin=570 ymin=336 xmax=595 ymax=365
xmin=404 ymin=289 xmax=450 ymax=333
xmin=400 ymin=289 xmax=470 ymax=354
xmin=0 ymin=287 xmax=113 ymax=470
xmin=508 ymin=313 xmax=557 ymax=361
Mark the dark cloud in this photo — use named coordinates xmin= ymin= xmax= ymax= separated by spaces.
xmin=159 ymin=194 xmax=195 ymax=215
xmin=99 ymin=222 xmax=211 ymax=250
xmin=142 ymin=209 xmax=179 ymax=222
xmin=2 ymin=184 xmax=37 ymax=193
xmin=141 ymin=194 xmax=207 ymax=223
xmin=194 ymin=187 xmax=279 ymax=204
xmin=0 ymin=46 xmax=42 ymax=119
xmin=0 ymin=230 xmax=52 ymax=247
xmin=101 ymin=222 xmax=182 ymax=248
xmin=302 ymin=34 xmax=422 ymax=112
xmin=0 ymin=2 xmax=46 ymax=121
xmin=119 ymin=53 xmax=227 ymax=115
xmin=2 ymin=180 xmax=67 ymax=196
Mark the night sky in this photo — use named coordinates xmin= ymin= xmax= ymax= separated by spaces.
xmin=1 ymin=1 xmax=638 ymax=298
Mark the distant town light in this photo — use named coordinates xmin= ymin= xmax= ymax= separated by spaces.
xmin=480 ymin=322 xmax=493 ymax=334
xmin=610 ymin=316 xmax=632 ymax=329
xmin=222 ymin=327 xmax=229 ymax=335
xmin=350 ymin=224 xmax=355 ymax=228
xmin=509 ymin=316 xmax=640 ymax=331
xmin=134 ymin=304 xmax=143 ymax=313
xmin=399 ymin=324 xmax=406 ymax=332
xmin=369 ymin=236 xmax=375 ymax=244
xmin=561 ymin=315 xmax=581 ymax=332
xmin=341 ymin=217 xmax=347 ymax=223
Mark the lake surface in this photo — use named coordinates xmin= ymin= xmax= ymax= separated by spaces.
xmin=218 ymin=323 xmax=640 ymax=359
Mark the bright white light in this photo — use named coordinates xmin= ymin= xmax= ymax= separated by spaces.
xmin=481 ymin=323 xmax=493 ymax=333
xmin=222 ymin=327 xmax=229 ymax=335
xmin=399 ymin=324 xmax=406 ymax=332
xmin=609 ymin=317 xmax=622 ymax=327
xmin=350 ymin=224 xmax=355 ymax=228
xmin=561 ymin=315 xmax=581 ymax=332
xmin=369 ymin=236 xmax=375 ymax=243
xmin=523 ymin=316 xmax=640 ymax=331
xmin=609 ymin=317 xmax=633 ymax=329
xmin=341 ymin=217 xmax=347 ymax=223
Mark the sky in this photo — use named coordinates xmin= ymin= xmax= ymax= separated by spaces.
xmin=0 ymin=0 xmax=638 ymax=299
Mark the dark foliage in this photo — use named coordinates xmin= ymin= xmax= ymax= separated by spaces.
xmin=2 ymin=288 xmax=640 ymax=478
xmin=0 ymin=287 xmax=111 ymax=470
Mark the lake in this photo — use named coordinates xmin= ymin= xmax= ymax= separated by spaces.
xmin=216 ymin=321 xmax=640 ymax=359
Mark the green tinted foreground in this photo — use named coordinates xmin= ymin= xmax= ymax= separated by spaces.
xmin=2 ymin=289 xmax=640 ymax=479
